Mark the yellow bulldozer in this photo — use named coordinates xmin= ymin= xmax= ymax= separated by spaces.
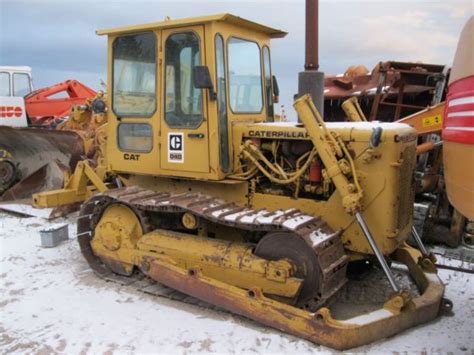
xmin=32 ymin=10 xmax=452 ymax=350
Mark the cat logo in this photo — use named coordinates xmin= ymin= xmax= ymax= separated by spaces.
xmin=169 ymin=134 xmax=182 ymax=151
xmin=168 ymin=133 xmax=184 ymax=163
xmin=124 ymin=153 xmax=140 ymax=161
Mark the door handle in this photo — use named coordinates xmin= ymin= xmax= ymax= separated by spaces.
xmin=188 ymin=133 xmax=205 ymax=139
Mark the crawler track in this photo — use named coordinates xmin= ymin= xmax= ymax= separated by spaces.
xmin=77 ymin=186 xmax=348 ymax=311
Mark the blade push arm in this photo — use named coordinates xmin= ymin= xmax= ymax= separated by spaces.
xmin=294 ymin=94 xmax=363 ymax=214
xmin=294 ymin=94 xmax=402 ymax=293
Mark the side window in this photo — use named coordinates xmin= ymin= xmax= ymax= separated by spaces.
xmin=263 ymin=46 xmax=274 ymax=121
xmin=228 ymin=38 xmax=263 ymax=113
xmin=13 ymin=73 xmax=31 ymax=97
xmin=118 ymin=123 xmax=153 ymax=152
xmin=215 ymin=34 xmax=230 ymax=173
xmin=165 ymin=32 xmax=203 ymax=128
xmin=0 ymin=72 xmax=10 ymax=96
xmin=112 ymin=32 xmax=156 ymax=117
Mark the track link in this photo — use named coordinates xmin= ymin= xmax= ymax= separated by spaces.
xmin=77 ymin=186 xmax=348 ymax=311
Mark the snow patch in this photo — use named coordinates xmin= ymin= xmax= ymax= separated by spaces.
xmin=339 ymin=309 xmax=393 ymax=325
xmin=0 ymin=212 xmax=473 ymax=353
xmin=308 ymin=229 xmax=332 ymax=245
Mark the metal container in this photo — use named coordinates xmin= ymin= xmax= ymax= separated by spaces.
xmin=40 ymin=224 xmax=69 ymax=248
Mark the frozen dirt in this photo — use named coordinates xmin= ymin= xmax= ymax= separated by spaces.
xmin=0 ymin=211 xmax=473 ymax=354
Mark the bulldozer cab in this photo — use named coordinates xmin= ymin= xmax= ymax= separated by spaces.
xmin=99 ymin=14 xmax=286 ymax=180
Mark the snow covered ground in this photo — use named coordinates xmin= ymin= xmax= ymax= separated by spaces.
xmin=1 ymin=211 xmax=473 ymax=354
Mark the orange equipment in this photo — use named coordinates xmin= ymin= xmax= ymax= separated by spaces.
xmin=25 ymin=80 xmax=97 ymax=126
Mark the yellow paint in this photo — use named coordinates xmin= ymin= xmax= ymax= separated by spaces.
xmin=143 ymin=244 xmax=443 ymax=350
xmin=36 ymin=13 xmax=419 ymax=257
xmin=31 ymin=14 xmax=445 ymax=348
xmin=103 ymin=16 xmax=276 ymax=180
xmin=397 ymin=102 xmax=444 ymax=135
xmin=32 ymin=160 xmax=108 ymax=208
xmin=422 ymin=114 xmax=443 ymax=128
xmin=92 ymin=204 xmax=302 ymax=298
xmin=96 ymin=13 xmax=287 ymax=38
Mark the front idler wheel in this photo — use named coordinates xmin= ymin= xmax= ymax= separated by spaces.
xmin=254 ymin=231 xmax=323 ymax=310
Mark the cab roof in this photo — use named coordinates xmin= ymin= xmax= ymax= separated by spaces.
xmin=0 ymin=66 xmax=32 ymax=74
xmin=96 ymin=13 xmax=287 ymax=39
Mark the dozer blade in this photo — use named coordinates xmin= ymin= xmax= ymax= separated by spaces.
xmin=1 ymin=161 xmax=67 ymax=201
xmin=0 ymin=126 xmax=84 ymax=201
xmin=141 ymin=247 xmax=446 ymax=350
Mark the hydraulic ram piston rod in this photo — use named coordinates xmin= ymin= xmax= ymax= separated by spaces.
xmin=411 ymin=226 xmax=430 ymax=257
xmin=355 ymin=211 xmax=401 ymax=293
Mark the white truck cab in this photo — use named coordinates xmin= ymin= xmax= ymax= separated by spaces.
xmin=0 ymin=66 xmax=33 ymax=127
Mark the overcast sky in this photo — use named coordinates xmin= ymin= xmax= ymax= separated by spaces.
xmin=0 ymin=0 xmax=471 ymax=119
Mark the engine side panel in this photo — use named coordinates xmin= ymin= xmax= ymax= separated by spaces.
xmin=234 ymin=121 xmax=418 ymax=256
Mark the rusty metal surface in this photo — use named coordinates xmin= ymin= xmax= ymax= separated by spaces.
xmin=0 ymin=126 xmax=84 ymax=199
xmin=142 ymin=247 xmax=444 ymax=350
xmin=324 ymin=71 xmax=398 ymax=100
xmin=305 ymin=0 xmax=319 ymax=70
xmin=77 ymin=186 xmax=348 ymax=311
xmin=1 ymin=162 xmax=66 ymax=201
xmin=324 ymin=61 xmax=449 ymax=122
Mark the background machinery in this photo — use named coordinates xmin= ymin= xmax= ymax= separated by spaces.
xmin=0 ymin=67 xmax=107 ymax=203
xmin=322 ymin=23 xmax=474 ymax=248
xmin=33 ymin=7 xmax=451 ymax=349
xmin=324 ymin=61 xmax=449 ymax=123
xmin=0 ymin=66 xmax=97 ymax=127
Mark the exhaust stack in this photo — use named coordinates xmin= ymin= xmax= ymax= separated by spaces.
xmin=298 ymin=0 xmax=325 ymax=117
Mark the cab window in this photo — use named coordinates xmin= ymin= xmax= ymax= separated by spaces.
xmin=165 ymin=32 xmax=203 ymax=128
xmin=228 ymin=38 xmax=263 ymax=113
xmin=0 ymin=72 xmax=10 ymax=96
xmin=112 ymin=32 xmax=156 ymax=117
xmin=13 ymin=73 xmax=31 ymax=97
xmin=118 ymin=123 xmax=153 ymax=152
xmin=215 ymin=34 xmax=230 ymax=172
xmin=263 ymin=46 xmax=274 ymax=121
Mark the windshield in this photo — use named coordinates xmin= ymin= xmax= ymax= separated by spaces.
xmin=112 ymin=32 xmax=156 ymax=117
xmin=228 ymin=38 xmax=263 ymax=113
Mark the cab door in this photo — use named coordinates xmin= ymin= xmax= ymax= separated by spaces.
xmin=0 ymin=71 xmax=28 ymax=127
xmin=160 ymin=26 xmax=209 ymax=174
